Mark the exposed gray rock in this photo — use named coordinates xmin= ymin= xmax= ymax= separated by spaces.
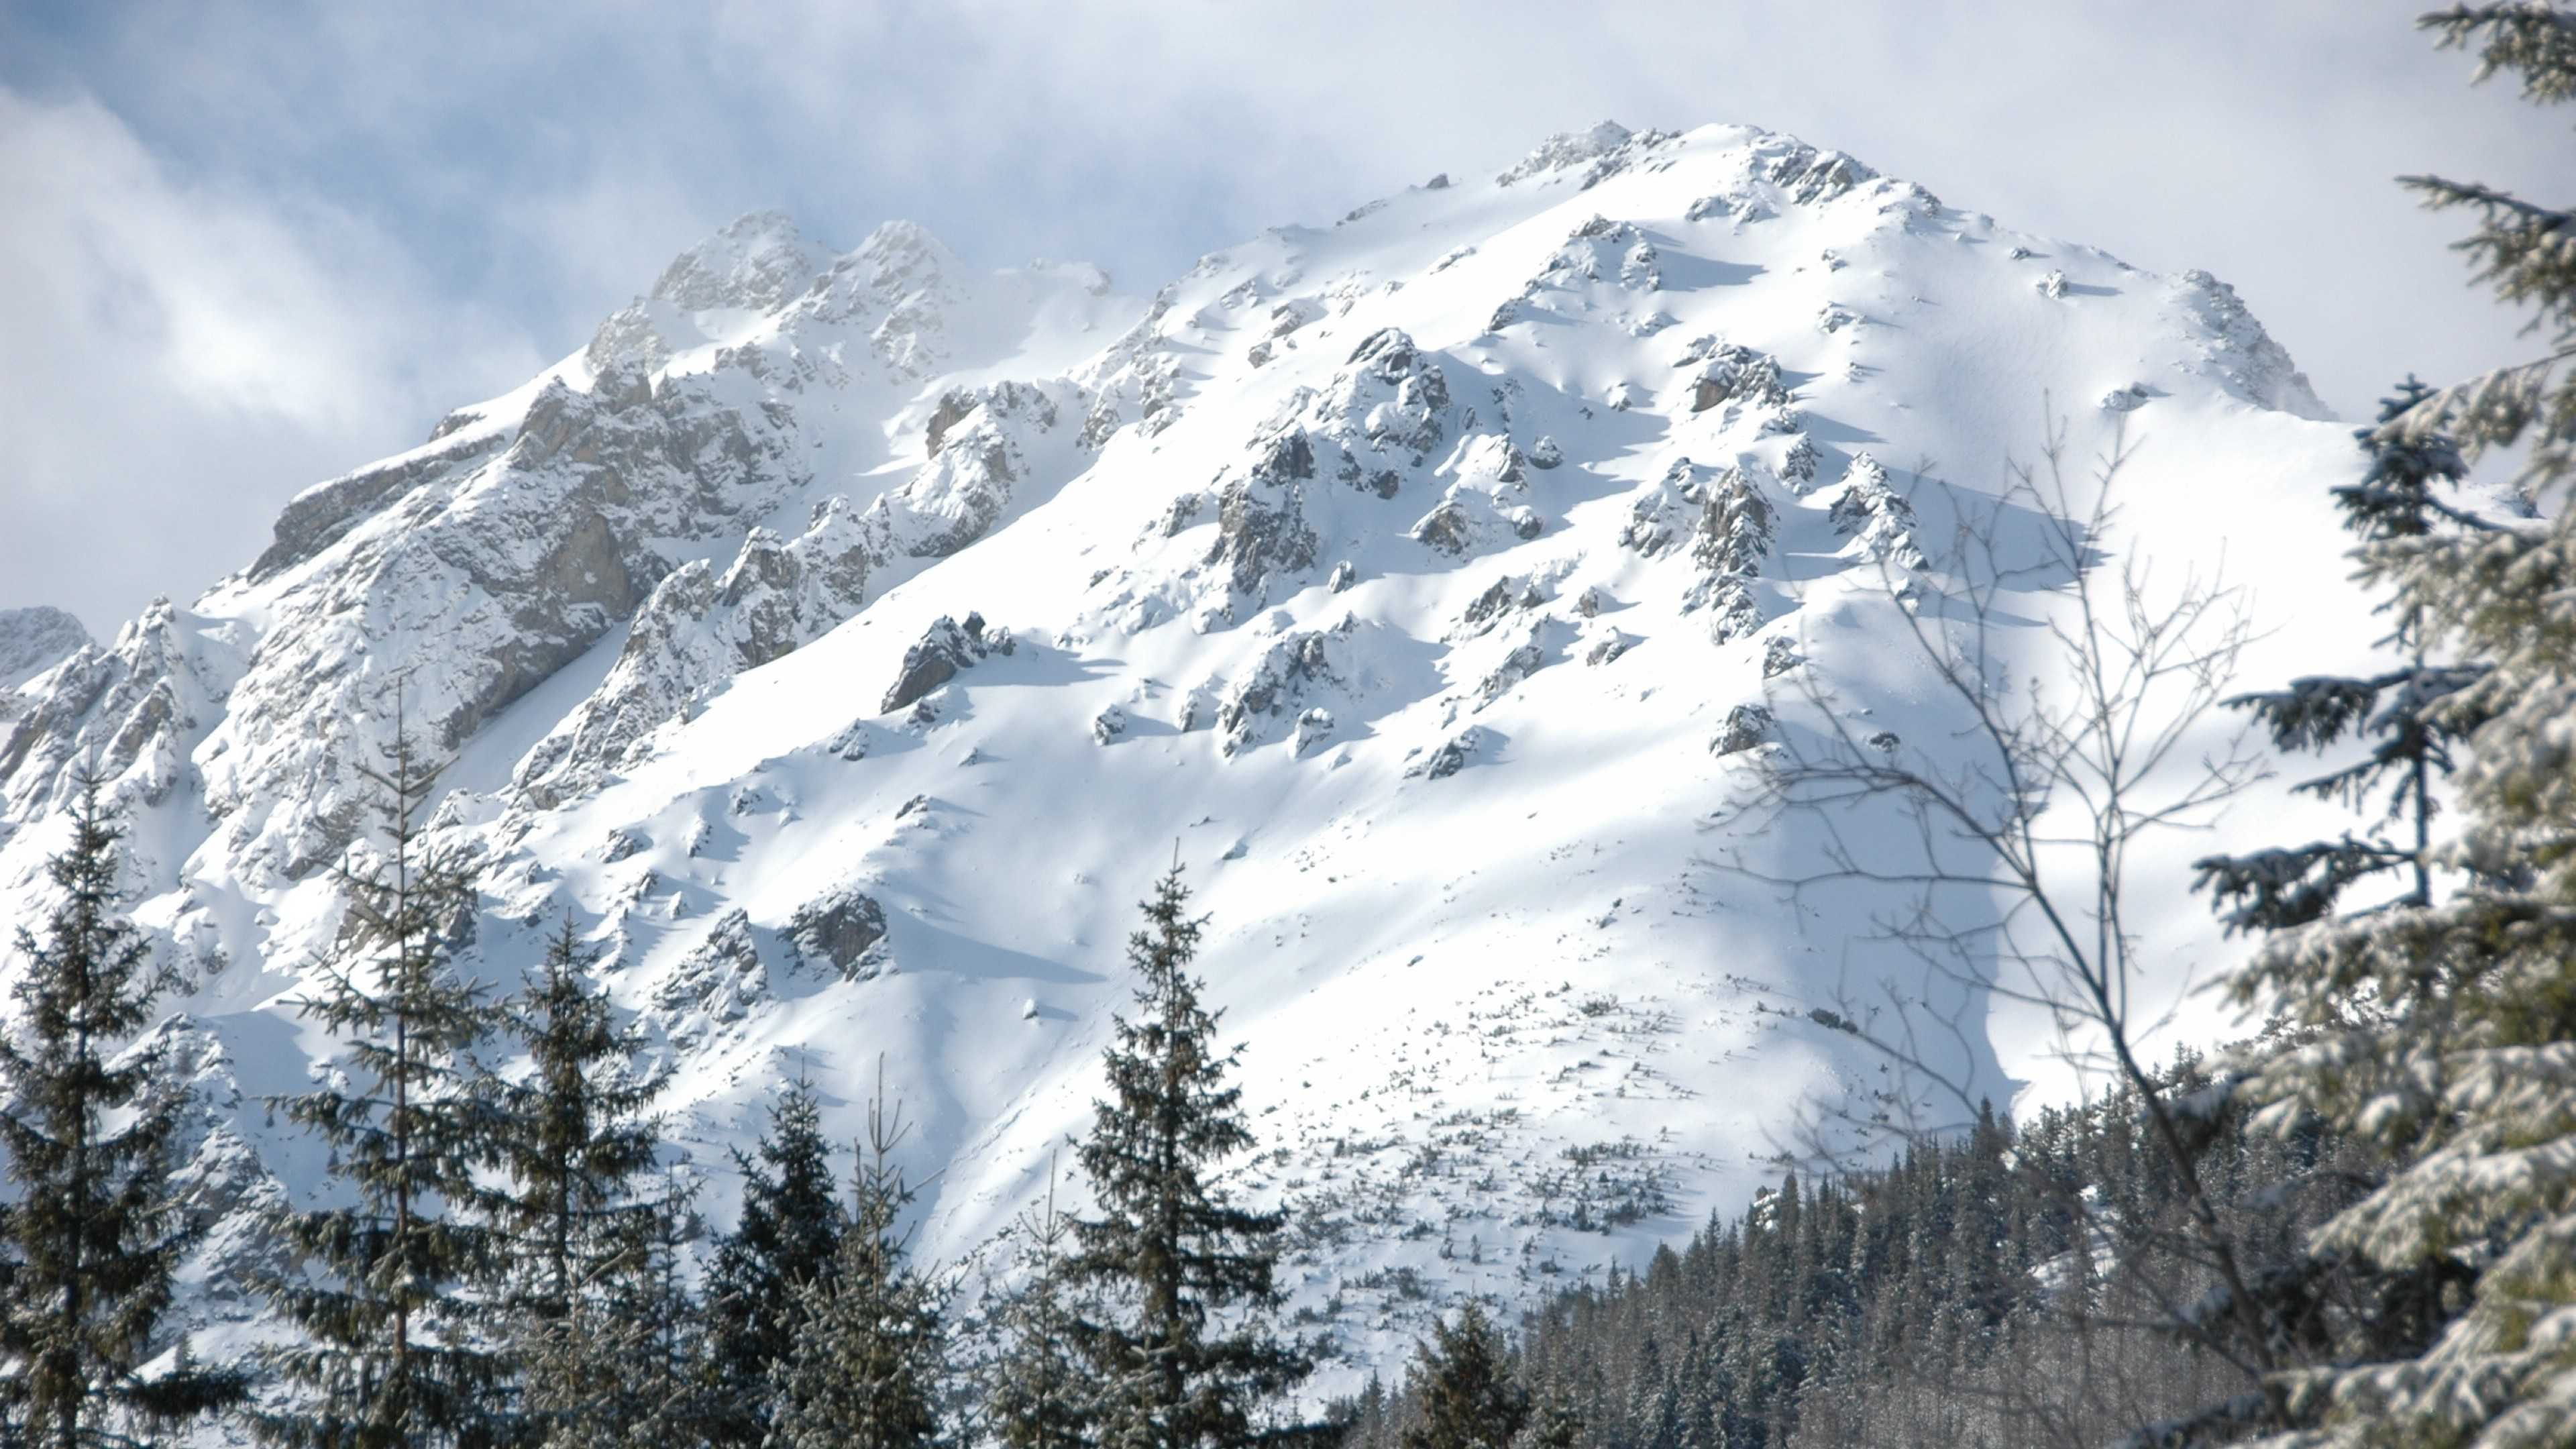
xmin=788 ymin=886 xmax=890 ymax=981
xmin=1687 ymin=467 xmax=1774 ymax=645
xmin=515 ymin=498 xmax=872 ymax=807
xmin=881 ymin=612 xmax=1014 ymax=714
xmin=1825 ymin=454 xmax=1927 ymax=573
xmin=1208 ymin=430 xmax=1322 ymax=600
xmin=1767 ymin=144 xmax=1878 ymax=205
xmin=1407 ymin=726 xmax=1487 ymax=780
xmin=652 ymin=908 xmax=767 ymax=1046
xmin=249 ymin=431 xmax=506 ymax=583
xmin=1690 ymin=344 xmax=1792 ymax=413
xmin=1216 ymin=631 xmax=1338 ymax=756
xmin=1711 ymin=704 xmax=1772 ymax=757
xmin=1496 ymin=121 xmax=1633 ymax=187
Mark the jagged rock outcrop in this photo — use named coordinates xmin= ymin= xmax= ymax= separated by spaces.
xmin=515 ymin=498 xmax=875 ymax=806
xmin=1216 ymin=630 xmax=1341 ymax=756
xmin=881 ymin=612 xmax=1014 ymax=714
xmin=1825 ymin=454 xmax=1927 ymax=574
xmin=1686 ymin=466 xmax=1776 ymax=644
xmin=788 ymin=885 xmax=891 ymax=981
xmin=861 ymin=379 xmax=1088 ymax=562
xmin=0 ymin=600 xmax=228 ymax=845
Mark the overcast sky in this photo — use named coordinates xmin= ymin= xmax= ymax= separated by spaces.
xmin=1 ymin=0 xmax=2563 ymax=637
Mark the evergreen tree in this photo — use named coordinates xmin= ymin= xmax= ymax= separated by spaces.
xmin=1401 ymin=1305 xmax=1527 ymax=1449
xmin=2210 ymin=7 xmax=2576 ymax=1444
xmin=989 ymin=1161 xmax=1101 ymax=1449
xmin=489 ymin=916 xmax=668 ymax=1445
xmin=702 ymin=1075 xmax=843 ymax=1448
xmin=0 ymin=771 xmax=244 ymax=1447
xmin=768 ymin=1077 xmax=947 ymax=1449
xmin=2194 ymin=378 xmax=2494 ymax=932
xmin=252 ymin=728 xmax=508 ymax=1449
xmin=1067 ymin=863 xmax=1316 ymax=1449
xmin=525 ymin=1167 xmax=720 ymax=1449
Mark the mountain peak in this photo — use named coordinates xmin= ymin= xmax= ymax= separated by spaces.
xmin=1496 ymin=119 xmax=1636 ymax=185
xmin=650 ymin=209 xmax=834 ymax=312
xmin=0 ymin=606 xmax=91 ymax=692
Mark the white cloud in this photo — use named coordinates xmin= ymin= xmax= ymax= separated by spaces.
xmin=0 ymin=88 xmax=545 ymax=633
xmin=1 ymin=0 xmax=2567 ymax=633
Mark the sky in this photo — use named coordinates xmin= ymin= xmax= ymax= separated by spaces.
xmin=0 ymin=0 xmax=2564 ymax=639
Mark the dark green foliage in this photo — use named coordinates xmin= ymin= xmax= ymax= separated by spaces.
xmin=702 ymin=1076 xmax=844 ymax=1448
xmin=1340 ymin=1073 xmax=2381 ymax=1449
xmin=988 ymin=1165 xmax=1101 ymax=1449
xmin=251 ymin=729 xmax=509 ymax=1449
xmin=769 ymin=1082 xmax=947 ymax=1449
xmin=2397 ymin=4 xmax=2576 ymax=490
xmin=1067 ymin=863 xmax=1317 ymax=1449
xmin=1399 ymin=1306 xmax=1526 ymax=1449
xmin=523 ymin=1167 xmax=722 ymax=1449
xmin=0 ymin=771 xmax=244 ymax=1446
xmin=2194 ymin=383 xmax=2493 ymax=932
xmin=488 ymin=916 xmax=669 ymax=1445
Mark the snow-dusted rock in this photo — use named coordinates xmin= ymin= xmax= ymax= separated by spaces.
xmin=881 ymin=612 xmax=1014 ymax=714
xmin=0 ymin=606 xmax=92 ymax=692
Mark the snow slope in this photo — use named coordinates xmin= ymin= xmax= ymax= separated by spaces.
xmin=0 ymin=121 xmax=2392 ymax=1388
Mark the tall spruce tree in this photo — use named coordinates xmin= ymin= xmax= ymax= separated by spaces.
xmin=768 ymin=1076 xmax=947 ymax=1449
xmin=2209 ymin=7 xmax=2576 ymax=1445
xmin=1401 ymin=1305 xmax=1528 ymax=1449
xmin=988 ymin=1160 xmax=1100 ymax=1449
xmin=252 ymin=727 xmax=509 ymax=1449
xmin=1068 ymin=863 xmax=1315 ymax=1449
xmin=702 ymin=1075 xmax=844 ymax=1448
xmin=0 ymin=771 xmax=244 ymax=1447
xmin=488 ymin=916 xmax=667 ymax=1445
xmin=523 ymin=1167 xmax=719 ymax=1449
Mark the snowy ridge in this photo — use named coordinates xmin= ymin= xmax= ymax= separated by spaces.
xmin=0 ymin=120 xmax=2373 ymax=1387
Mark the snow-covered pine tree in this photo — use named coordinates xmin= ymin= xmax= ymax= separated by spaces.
xmin=987 ymin=1160 xmax=1100 ymax=1449
xmin=2395 ymin=3 xmax=2576 ymax=494
xmin=251 ymin=727 xmax=509 ymax=1449
xmin=1067 ymin=863 xmax=1316 ymax=1449
xmin=702 ymin=1074 xmax=844 ymax=1448
xmin=768 ymin=1075 xmax=947 ymax=1449
xmin=488 ymin=916 xmax=667 ymax=1444
xmin=0 ymin=770 xmax=244 ymax=1447
xmin=1399 ymin=1305 xmax=1529 ymax=1449
xmin=2194 ymin=380 xmax=2495 ymax=932
xmin=2217 ymin=7 xmax=2576 ymax=1445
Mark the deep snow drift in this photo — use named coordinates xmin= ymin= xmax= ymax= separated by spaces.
xmin=0 ymin=120 xmax=2387 ymax=1386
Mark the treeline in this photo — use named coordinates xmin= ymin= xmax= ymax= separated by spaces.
xmin=0 ymin=757 xmax=1324 ymax=1449
xmin=1338 ymin=1071 xmax=2407 ymax=1449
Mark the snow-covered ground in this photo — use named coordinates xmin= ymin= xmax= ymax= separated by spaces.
xmin=0 ymin=120 xmax=2408 ymax=1388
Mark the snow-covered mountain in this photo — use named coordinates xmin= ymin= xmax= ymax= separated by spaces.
xmin=0 ymin=120 xmax=2381 ymax=1383
xmin=0 ymin=607 xmax=89 ymax=693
